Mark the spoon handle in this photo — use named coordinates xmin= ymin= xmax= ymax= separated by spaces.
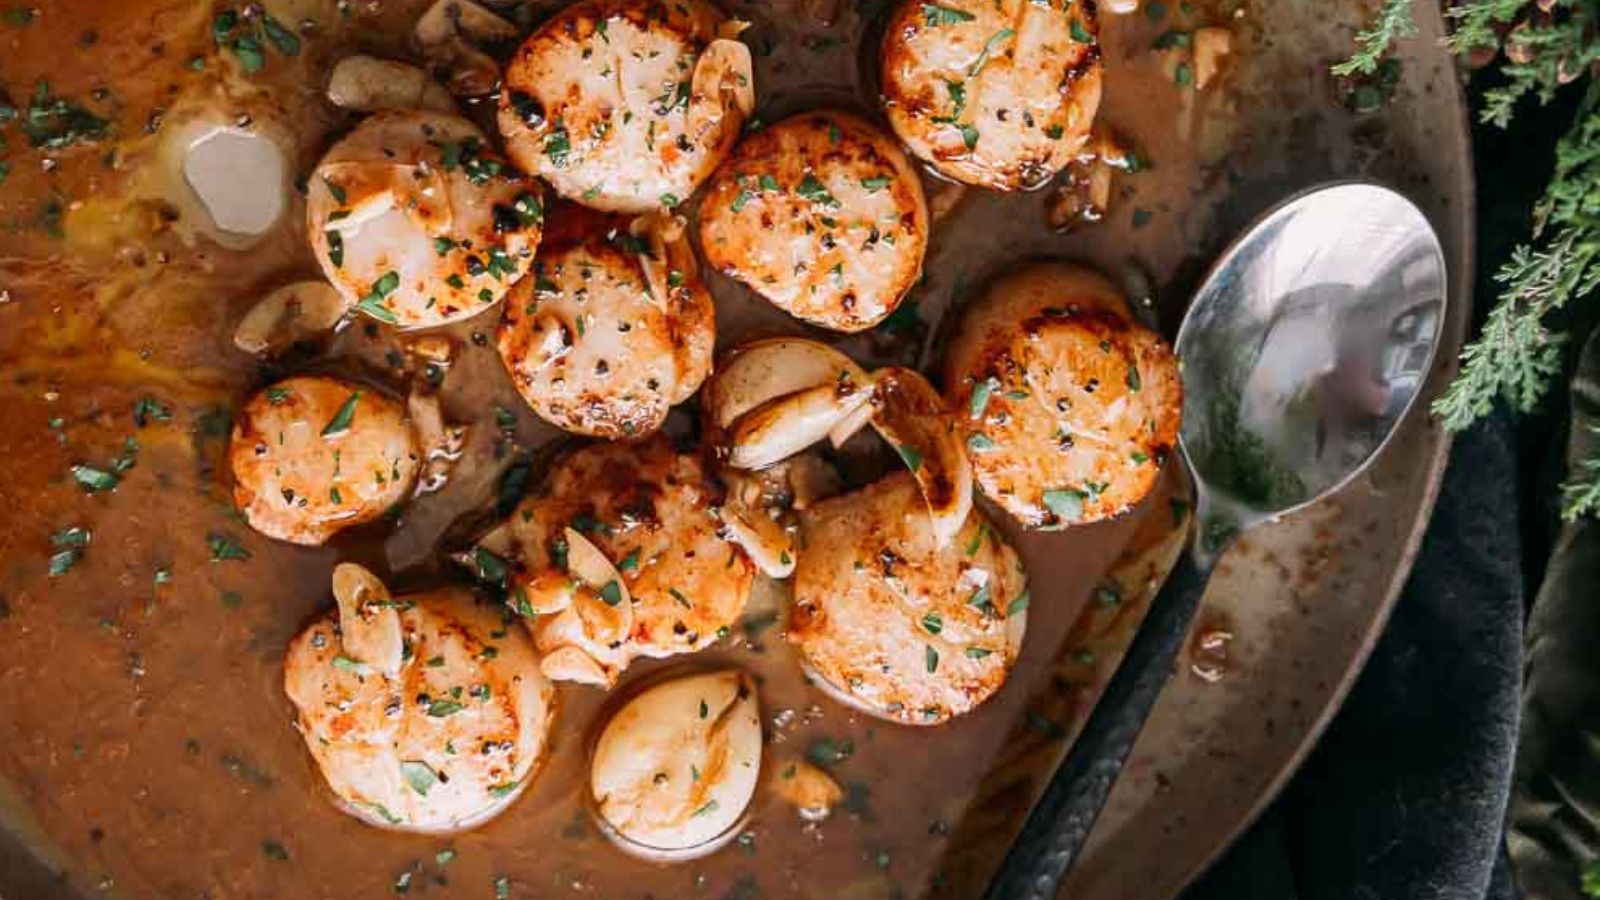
xmin=983 ymin=550 xmax=1215 ymax=900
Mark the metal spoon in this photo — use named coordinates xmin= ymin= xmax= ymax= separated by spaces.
xmin=985 ymin=182 xmax=1448 ymax=900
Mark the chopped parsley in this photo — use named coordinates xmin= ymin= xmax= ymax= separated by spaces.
xmin=922 ymin=3 xmax=975 ymax=26
xmin=401 ymin=760 xmax=438 ymax=796
xmin=1042 ymin=487 xmax=1086 ymax=522
xmin=207 ymin=531 xmax=251 ymax=562
xmin=795 ymin=174 xmax=839 ymax=208
xmin=320 ymin=392 xmax=361 ymax=437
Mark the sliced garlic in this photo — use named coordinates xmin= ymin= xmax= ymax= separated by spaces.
xmin=728 ymin=381 xmax=873 ymax=471
xmin=540 ymin=646 xmax=610 ymax=686
xmin=719 ymin=500 xmax=797 ymax=579
xmin=688 ymin=38 xmax=756 ymax=136
xmin=1192 ymin=27 xmax=1233 ymax=91
xmin=331 ymin=563 xmax=405 ymax=677
xmin=328 ymin=55 xmax=459 ymax=114
xmin=590 ymin=670 xmax=763 ymax=858
xmin=868 ymin=368 xmax=974 ymax=548
xmin=703 ymin=338 xmax=869 ymax=432
xmin=413 ymin=0 xmax=518 ymax=98
xmin=770 ymin=757 xmax=842 ymax=822
xmin=233 ymin=280 xmax=350 ymax=356
xmin=407 ymin=390 xmax=469 ymax=496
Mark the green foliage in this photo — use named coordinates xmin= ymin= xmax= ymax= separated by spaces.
xmin=1564 ymin=426 xmax=1600 ymax=521
xmin=1331 ymin=0 xmax=1418 ymax=76
xmin=1339 ymin=0 xmax=1600 ymax=519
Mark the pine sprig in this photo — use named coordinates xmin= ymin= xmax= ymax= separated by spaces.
xmin=1432 ymin=107 xmax=1600 ymax=440
xmin=1563 ymin=426 xmax=1600 ymax=520
xmin=1331 ymin=0 xmax=1419 ymax=76
xmin=1339 ymin=0 xmax=1600 ymax=519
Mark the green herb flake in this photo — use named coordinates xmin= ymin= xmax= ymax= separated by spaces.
xmin=71 ymin=464 xmax=120 ymax=493
xmin=861 ymin=175 xmax=893 ymax=192
xmin=427 ymin=699 xmax=465 ymax=718
xmin=207 ymin=531 xmax=251 ymax=562
xmin=1006 ymin=590 xmax=1031 ymax=616
xmin=968 ymin=27 xmax=1015 ymax=77
xmin=921 ymin=3 xmax=976 ymax=26
xmin=924 ymin=643 xmax=939 ymax=673
xmin=599 ymin=580 xmax=623 ymax=606
xmin=896 ymin=444 xmax=924 ymax=473
xmin=261 ymin=839 xmax=290 ymax=861
xmin=231 ymin=34 xmax=265 ymax=74
xmin=1069 ymin=18 xmax=1092 ymax=43
xmin=796 ymin=174 xmax=839 ymax=208
xmin=1042 ymin=487 xmax=1086 ymax=522
xmin=401 ymin=760 xmax=438 ymax=796
xmin=321 ymin=392 xmax=361 ymax=437
xmin=262 ymin=15 xmax=301 ymax=56
xmin=922 ymin=612 xmax=944 ymax=635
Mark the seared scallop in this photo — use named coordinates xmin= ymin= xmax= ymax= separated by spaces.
xmin=496 ymin=206 xmax=715 ymax=440
xmin=497 ymin=0 xmax=754 ymax=213
xmin=308 ymin=110 xmax=543 ymax=329
xmin=502 ymin=438 xmax=756 ymax=684
xmin=230 ymin=376 xmax=421 ymax=546
xmin=944 ymin=262 xmax=1181 ymax=528
xmin=589 ymin=669 xmax=762 ymax=857
xmin=284 ymin=565 xmax=555 ymax=833
xmin=698 ymin=110 xmax=929 ymax=332
xmin=880 ymin=0 xmax=1104 ymax=190
xmin=787 ymin=473 xmax=1027 ymax=725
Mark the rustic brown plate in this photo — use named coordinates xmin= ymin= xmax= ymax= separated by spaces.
xmin=0 ymin=0 xmax=1468 ymax=898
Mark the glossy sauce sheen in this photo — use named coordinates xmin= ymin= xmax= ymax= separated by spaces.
xmin=0 ymin=0 xmax=1229 ymax=897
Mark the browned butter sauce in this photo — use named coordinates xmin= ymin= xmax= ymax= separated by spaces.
xmin=0 ymin=0 xmax=1250 ymax=896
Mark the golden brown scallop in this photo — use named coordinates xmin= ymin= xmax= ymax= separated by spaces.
xmin=496 ymin=206 xmax=715 ymax=440
xmin=787 ymin=473 xmax=1028 ymax=725
xmin=501 ymin=438 xmax=757 ymax=685
xmin=307 ymin=110 xmax=543 ymax=329
xmin=497 ymin=0 xmax=753 ymax=214
xmin=880 ymin=0 xmax=1103 ymax=190
xmin=284 ymin=567 xmax=554 ymax=833
xmin=230 ymin=376 xmax=421 ymax=546
xmin=944 ymin=262 xmax=1181 ymax=528
xmin=697 ymin=110 xmax=929 ymax=332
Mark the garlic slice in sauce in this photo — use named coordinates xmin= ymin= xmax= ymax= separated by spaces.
xmin=327 ymin=55 xmax=458 ymax=114
xmin=769 ymin=757 xmax=842 ymax=822
xmin=703 ymin=338 xmax=869 ymax=432
xmin=727 ymin=381 xmax=873 ymax=471
xmin=719 ymin=499 xmax=797 ymax=579
xmin=232 ymin=280 xmax=350 ymax=356
xmin=413 ymin=0 xmax=518 ymax=98
xmin=868 ymin=368 xmax=974 ymax=548
xmin=590 ymin=670 xmax=762 ymax=858
xmin=331 ymin=562 xmax=404 ymax=677
xmin=688 ymin=38 xmax=756 ymax=135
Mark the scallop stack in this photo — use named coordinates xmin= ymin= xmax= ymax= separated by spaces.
xmin=219 ymin=0 xmax=1180 ymax=863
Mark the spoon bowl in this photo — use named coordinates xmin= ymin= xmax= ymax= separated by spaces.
xmin=1178 ymin=183 xmax=1448 ymax=555
xmin=987 ymin=182 xmax=1447 ymax=899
